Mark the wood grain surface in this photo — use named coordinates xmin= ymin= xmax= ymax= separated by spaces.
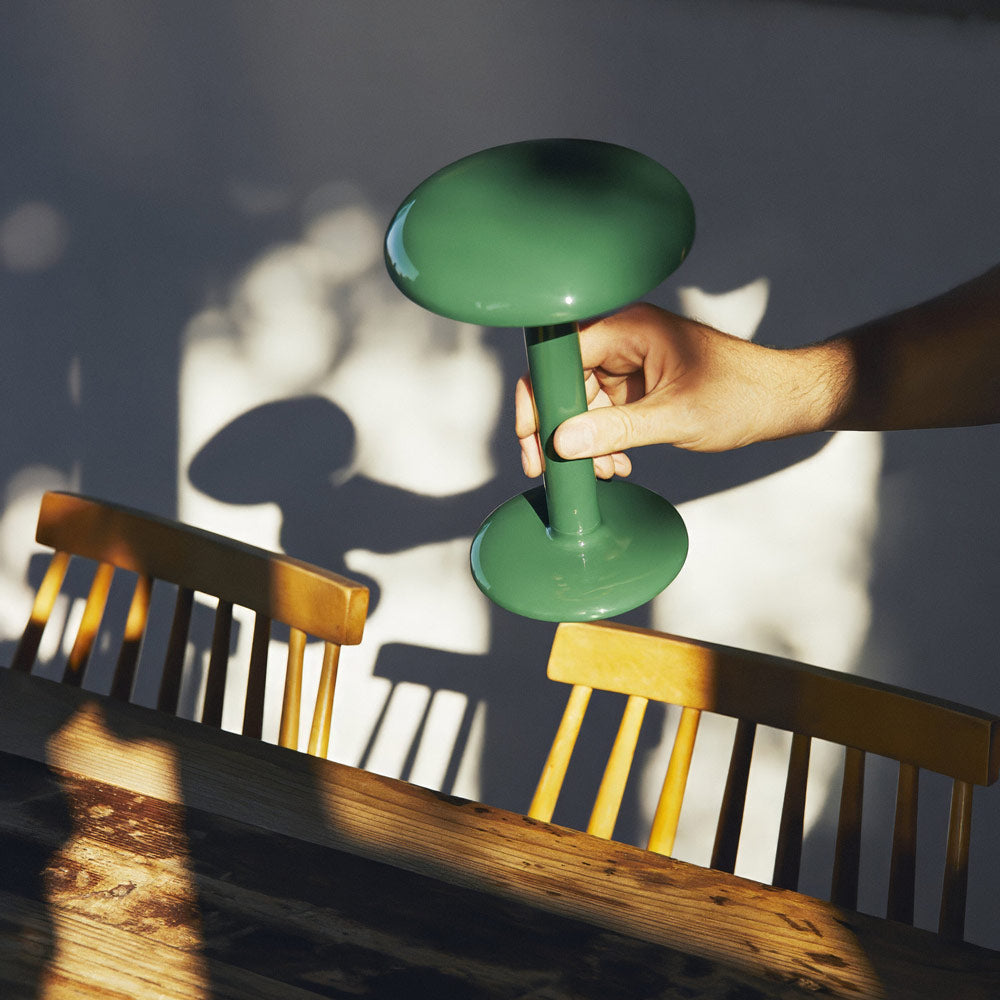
xmin=2 ymin=668 xmax=999 ymax=999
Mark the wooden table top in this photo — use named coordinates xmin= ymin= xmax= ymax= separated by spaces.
xmin=2 ymin=667 xmax=999 ymax=999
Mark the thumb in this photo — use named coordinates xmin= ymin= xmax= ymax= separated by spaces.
xmin=553 ymin=407 xmax=639 ymax=459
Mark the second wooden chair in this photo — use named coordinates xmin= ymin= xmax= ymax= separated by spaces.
xmin=10 ymin=491 xmax=369 ymax=757
xmin=529 ymin=620 xmax=999 ymax=941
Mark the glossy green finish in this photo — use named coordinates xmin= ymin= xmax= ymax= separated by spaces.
xmin=385 ymin=138 xmax=695 ymax=328
xmin=471 ymin=480 xmax=688 ymax=622
xmin=525 ymin=323 xmax=600 ymax=536
xmin=385 ymin=138 xmax=694 ymax=621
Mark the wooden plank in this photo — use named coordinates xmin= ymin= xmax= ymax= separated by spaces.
xmin=0 ymin=892 xmax=338 ymax=1000
xmin=2 ymin=668 xmax=1000 ymax=999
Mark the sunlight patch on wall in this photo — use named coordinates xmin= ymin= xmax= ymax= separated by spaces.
xmin=322 ymin=292 xmax=499 ymax=497
xmin=677 ymin=277 xmax=770 ymax=341
xmin=346 ymin=538 xmax=488 ymax=655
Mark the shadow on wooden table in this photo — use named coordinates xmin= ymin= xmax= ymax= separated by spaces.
xmin=0 ymin=751 xmax=73 ymax=1000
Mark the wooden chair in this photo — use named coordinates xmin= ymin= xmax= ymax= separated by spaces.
xmin=10 ymin=491 xmax=369 ymax=757
xmin=529 ymin=620 xmax=1000 ymax=941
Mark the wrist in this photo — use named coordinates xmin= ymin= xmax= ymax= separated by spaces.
xmin=771 ymin=340 xmax=855 ymax=438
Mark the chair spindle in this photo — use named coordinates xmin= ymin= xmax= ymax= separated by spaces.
xmin=307 ymin=641 xmax=342 ymax=758
xmin=887 ymin=761 xmax=919 ymax=925
xmin=647 ymin=706 xmax=702 ymax=856
xmin=201 ymin=598 xmax=234 ymax=728
xmin=773 ymin=732 xmax=811 ymax=890
xmin=588 ymin=694 xmax=648 ymax=839
xmin=158 ymin=586 xmax=194 ymax=713
xmin=110 ymin=573 xmax=153 ymax=701
xmin=11 ymin=550 xmax=71 ymax=672
xmin=939 ymin=779 xmax=974 ymax=940
xmin=711 ymin=718 xmax=756 ymax=872
xmin=831 ymin=746 xmax=866 ymax=910
xmin=63 ymin=561 xmax=115 ymax=686
xmin=242 ymin=613 xmax=272 ymax=740
xmin=278 ymin=627 xmax=307 ymax=750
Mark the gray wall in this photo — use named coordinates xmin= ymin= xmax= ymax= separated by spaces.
xmin=2 ymin=0 xmax=998 ymax=946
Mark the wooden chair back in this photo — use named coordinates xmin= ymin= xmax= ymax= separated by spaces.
xmin=529 ymin=620 xmax=1000 ymax=940
xmin=10 ymin=491 xmax=369 ymax=757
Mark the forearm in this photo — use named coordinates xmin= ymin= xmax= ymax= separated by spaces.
xmin=787 ymin=265 xmax=1000 ymax=435
xmin=527 ymin=268 xmax=999 ymax=468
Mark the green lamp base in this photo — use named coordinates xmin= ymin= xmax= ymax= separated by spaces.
xmin=471 ymin=479 xmax=688 ymax=622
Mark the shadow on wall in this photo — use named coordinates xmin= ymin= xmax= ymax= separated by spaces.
xmin=187 ymin=395 xmax=503 ymax=614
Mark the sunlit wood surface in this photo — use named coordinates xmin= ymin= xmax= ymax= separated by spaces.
xmin=2 ymin=668 xmax=999 ymax=999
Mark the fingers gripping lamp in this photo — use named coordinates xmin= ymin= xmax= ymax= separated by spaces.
xmin=385 ymin=138 xmax=694 ymax=622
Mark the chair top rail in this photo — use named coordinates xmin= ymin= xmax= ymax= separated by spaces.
xmin=549 ymin=621 xmax=1000 ymax=786
xmin=35 ymin=491 xmax=368 ymax=646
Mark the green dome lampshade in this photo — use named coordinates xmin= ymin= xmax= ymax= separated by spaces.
xmin=385 ymin=138 xmax=694 ymax=327
xmin=385 ymin=138 xmax=694 ymax=622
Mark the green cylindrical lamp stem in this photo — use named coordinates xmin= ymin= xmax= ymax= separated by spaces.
xmin=524 ymin=323 xmax=601 ymax=537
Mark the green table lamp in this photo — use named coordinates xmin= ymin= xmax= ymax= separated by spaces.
xmin=384 ymin=138 xmax=694 ymax=621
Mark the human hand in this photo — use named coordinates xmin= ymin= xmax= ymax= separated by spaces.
xmin=516 ymin=302 xmax=841 ymax=478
